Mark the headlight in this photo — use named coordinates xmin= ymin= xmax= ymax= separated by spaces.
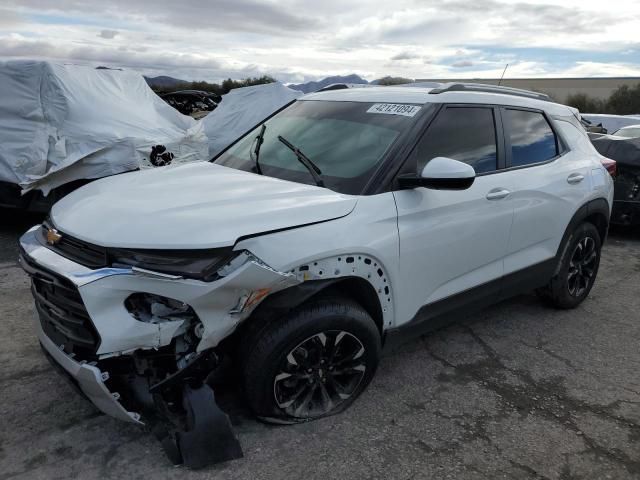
xmin=109 ymin=248 xmax=237 ymax=281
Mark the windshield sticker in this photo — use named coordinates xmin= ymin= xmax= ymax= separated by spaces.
xmin=366 ymin=103 xmax=421 ymax=117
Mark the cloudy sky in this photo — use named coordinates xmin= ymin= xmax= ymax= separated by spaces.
xmin=1 ymin=0 xmax=640 ymax=83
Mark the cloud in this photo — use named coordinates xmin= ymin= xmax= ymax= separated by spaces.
xmin=1 ymin=0 xmax=639 ymax=82
xmin=0 ymin=8 xmax=23 ymax=27
xmin=5 ymin=0 xmax=320 ymax=35
xmin=0 ymin=34 xmax=313 ymax=83
xmin=98 ymin=29 xmax=118 ymax=39
xmin=390 ymin=51 xmax=420 ymax=61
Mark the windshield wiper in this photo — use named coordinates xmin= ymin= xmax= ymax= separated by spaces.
xmin=277 ymin=135 xmax=325 ymax=187
xmin=250 ymin=124 xmax=266 ymax=175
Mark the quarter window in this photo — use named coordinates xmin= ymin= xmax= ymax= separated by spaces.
xmin=413 ymin=107 xmax=498 ymax=174
xmin=505 ymin=109 xmax=558 ymax=167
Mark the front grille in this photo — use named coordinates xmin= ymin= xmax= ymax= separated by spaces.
xmin=39 ymin=222 xmax=108 ymax=269
xmin=21 ymin=252 xmax=100 ymax=360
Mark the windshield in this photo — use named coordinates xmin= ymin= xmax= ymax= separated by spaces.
xmin=614 ymin=127 xmax=640 ymax=138
xmin=214 ymin=100 xmax=421 ymax=194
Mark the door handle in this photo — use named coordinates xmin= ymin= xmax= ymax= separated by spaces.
xmin=567 ymin=173 xmax=585 ymax=184
xmin=486 ymin=188 xmax=511 ymax=200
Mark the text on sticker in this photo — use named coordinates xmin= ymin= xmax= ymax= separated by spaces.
xmin=366 ymin=104 xmax=421 ymax=117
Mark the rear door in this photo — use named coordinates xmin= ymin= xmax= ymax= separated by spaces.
xmin=392 ymin=105 xmax=515 ymax=325
xmin=500 ymin=107 xmax=591 ymax=278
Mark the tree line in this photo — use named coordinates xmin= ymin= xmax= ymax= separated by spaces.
xmin=566 ymin=84 xmax=640 ymax=115
xmin=151 ymin=74 xmax=640 ymax=115
xmin=151 ymin=75 xmax=276 ymax=95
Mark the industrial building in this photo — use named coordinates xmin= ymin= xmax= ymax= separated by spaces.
xmin=416 ymin=77 xmax=640 ymax=102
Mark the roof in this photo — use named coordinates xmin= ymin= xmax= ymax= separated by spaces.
xmin=302 ymin=84 xmax=573 ymax=116
xmin=418 ymin=77 xmax=640 ymax=82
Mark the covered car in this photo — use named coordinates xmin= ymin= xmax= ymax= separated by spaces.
xmin=581 ymin=114 xmax=640 ymax=135
xmin=591 ymin=135 xmax=640 ymax=225
xmin=0 ymin=61 xmax=208 ymax=210
xmin=611 ymin=124 xmax=640 ymax=139
xmin=201 ymin=82 xmax=302 ymax=158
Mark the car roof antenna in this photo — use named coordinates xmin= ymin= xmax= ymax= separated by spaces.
xmin=498 ymin=64 xmax=509 ymax=86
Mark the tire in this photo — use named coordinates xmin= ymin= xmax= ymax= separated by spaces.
xmin=242 ymin=295 xmax=381 ymax=423
xmin=537 ymin=222 xmax=602 ymax=309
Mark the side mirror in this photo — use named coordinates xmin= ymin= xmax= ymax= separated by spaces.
xmin=398 ymin=157 xmax=476 ymax=190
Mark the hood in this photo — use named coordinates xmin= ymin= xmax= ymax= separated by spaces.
xmin=50 ymin=163 xmax=357 ymax=249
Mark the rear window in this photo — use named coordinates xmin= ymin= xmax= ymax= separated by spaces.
xmin=506 ymin=109 xmax=558 ymax=167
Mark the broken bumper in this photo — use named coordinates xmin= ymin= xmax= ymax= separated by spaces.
xmin=19 ymin=225 xmax=298 ymax=357
xmin=36 ymin=317 xmax=142 ymax=424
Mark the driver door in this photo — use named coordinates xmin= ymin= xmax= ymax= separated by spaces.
xmin=392 ymin=105 xmax=515 ymax=326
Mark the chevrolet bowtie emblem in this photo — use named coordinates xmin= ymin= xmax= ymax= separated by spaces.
xmin=46 ymin=228 xmax=62 ymax=245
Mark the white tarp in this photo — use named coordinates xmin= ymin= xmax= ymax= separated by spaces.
xmin=0 ymin=60 xmax=209 ymax=194
xmin=202 ymin=82 xmax=302 ymax=158
xmin=581 ymin=114 xmax=640 ymax=135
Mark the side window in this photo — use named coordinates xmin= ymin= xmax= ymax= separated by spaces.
xmin=412 ymin=106 xmax=498 ymax=174
xmin=505 ymin=109 xmax=558 ymax=167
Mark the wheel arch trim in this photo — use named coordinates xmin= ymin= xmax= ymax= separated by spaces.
xmin=553 ymin=197 xmax=610 ymax=276
xmin=245 ymin=254 xmax=394 ymax=335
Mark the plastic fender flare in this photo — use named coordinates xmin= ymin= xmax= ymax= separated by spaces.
xmin=553 ymin=198 xmax=610 ymax=276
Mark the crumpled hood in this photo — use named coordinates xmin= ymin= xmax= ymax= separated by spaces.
xmin=50 ymin=163 xmax=357 ymax=249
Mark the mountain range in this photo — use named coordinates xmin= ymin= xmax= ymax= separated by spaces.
xmin=288 ymin=74 xmax=369 ymax=93
xmin=144 ymin=73 xmax=415 ymax=93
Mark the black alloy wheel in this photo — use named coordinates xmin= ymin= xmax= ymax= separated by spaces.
xmin=537 ymin=222 xmax=602 ymax=309
xmin=273 ymin=330 xmax=366 ymax=419
xmin=567 ymin=236 xmax=598 ymax=297
xmin=242 ymin=295 xmax=381 ymax=423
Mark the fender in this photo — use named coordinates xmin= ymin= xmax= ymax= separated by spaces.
xmin=229 ymin=253 xmax=394 ymax=354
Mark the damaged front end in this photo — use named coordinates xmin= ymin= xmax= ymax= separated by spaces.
xmin=19 ymin=224 xmax=299 ymax=468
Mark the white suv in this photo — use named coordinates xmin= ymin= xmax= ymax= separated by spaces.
xmin=20 ymin=83 xmax=614 ymax=467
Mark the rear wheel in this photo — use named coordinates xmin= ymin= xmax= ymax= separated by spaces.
xmin=538 ymin=222 xmax=602 ymax=309
xmin=242 ymin=296 xmax=381 ymax=423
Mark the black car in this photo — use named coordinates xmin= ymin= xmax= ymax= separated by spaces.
xmin=160 ymin=90 xmax=221 ymax=117
xmin=591 ymin=135 xmax=640 ymax=225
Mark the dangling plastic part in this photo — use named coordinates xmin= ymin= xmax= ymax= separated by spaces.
xmin=156 ymin=383 xmax=243 ymax=469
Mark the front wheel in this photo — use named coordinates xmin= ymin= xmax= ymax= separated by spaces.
xmin=242 ymin=296 xmax=381 ymax=423
xmin=538 ymin=222 xmax=602 ymax=309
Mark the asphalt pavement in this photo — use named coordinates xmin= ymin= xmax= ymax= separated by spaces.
xmin=1 ymin=211 xmax=639 ymax=479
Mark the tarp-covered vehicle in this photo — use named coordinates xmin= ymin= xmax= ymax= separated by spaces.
xmin=591 ymin=135 xmax=640 ymax=225
xmin=202 ymin=82 xmax=302 ymax=158
xmin=0 ymin=61 xmax=209 ymax=211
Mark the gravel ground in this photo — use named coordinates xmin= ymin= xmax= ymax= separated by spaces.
xmin=1 ymin=210 xmax=639 ymax=480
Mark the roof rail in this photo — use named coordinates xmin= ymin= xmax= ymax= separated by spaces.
xmin=429 ymin=82 xmax=552 ymax=102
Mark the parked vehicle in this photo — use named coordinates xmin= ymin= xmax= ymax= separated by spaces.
xmin=0 ymin=61 xmax=208 ymax=211
xmin=20 ymin=83 xmax=614 ymax=468
xmin=580 ymin=116 xmax=607 ymax=134
xmin=581 ymin=113 xmax=640 ymax=135
xmin=202 ymin=82 xmax=302 ymax=158
xmin=160 ymin=90 xmax=221 ymax=118
xmin=591 ymin=134 xmax=640 ymax=225
xmin=611 ymin=124 xmax=640 ymax=139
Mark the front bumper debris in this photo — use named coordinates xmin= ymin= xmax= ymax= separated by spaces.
xmin=37 ymin=318 xmax=142 ymax=423
xmin=154 ymin=384 xmax=243 ymax=468
xmin=20 ymin=224 xmax=252 ymax=468
xmin=38 ymin=315 xmax=244 ymax=467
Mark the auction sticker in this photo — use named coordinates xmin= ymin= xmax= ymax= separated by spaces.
xmin=366 ymin=103 xmax=421 ymax=117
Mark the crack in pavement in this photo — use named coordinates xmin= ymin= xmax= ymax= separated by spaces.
xmin=420 ymin=325 xmax=640 ymax=477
